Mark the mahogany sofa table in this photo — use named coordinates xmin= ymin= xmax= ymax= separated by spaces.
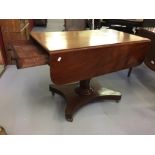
xmin=30 ymin=29 xmax=150 ymax=122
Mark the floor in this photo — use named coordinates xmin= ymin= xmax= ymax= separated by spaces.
xmin=0 ymin=65 xmax=5 ymax=77
xmin=0 ymin=64 xmax=155 ymax=135
xmin=32 ymin=19 xmax=64 ymax=32
xmin=1 ymin=20 xmax=155 ymax=135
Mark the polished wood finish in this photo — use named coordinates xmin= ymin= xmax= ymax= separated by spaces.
xmin=0 ymin=48 xmax=5 ymax=65
xmin=12 ymin=40 xmax=49 ymax=69
xmin=0 ymin=37 xmax=4 ymax=64
xmin=75 ymin=79 xmax=94 ymax=96
xmin=0 ymin=19 xmax=30 ymax=64
xmin=0 ymin=50 xmax=3 ymax=64
xmin=30 ymin=29 xmax=150 ymax=121
xmin=31 ymin=30 xmax=150 ymax=85
xmin=50 ymin=41 xmax=149 ymax=85
xmin=49 ymin=79 xmax=121 ymax=122
xmin=30 ymin=30 xmax=149 ymax=52
xmin=0 ymin=27 xmax=6 ymax=65
xmin=0 ymin=20 xmax=29 ymax=32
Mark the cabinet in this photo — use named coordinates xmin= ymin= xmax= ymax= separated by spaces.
xmin=0 ymin=27 xmax=6 ymax=76
xmin=0 ymin=27 xmax=6 ymax=65
xmin=0 ymin=48 xmax=4 ymax=64
xmin=0 ymin=19 xmax=30 ymax=64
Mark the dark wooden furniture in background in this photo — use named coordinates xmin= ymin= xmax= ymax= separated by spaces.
xmin=0 ymin=49 xmax=3 ymax=64
xmin=101 ymin=19 xmax=143 ymax=34
xmin=34 ymin=19 xmax=47 ymax=27
xmin=0 ymin=19 xmax=32 ymax=64
xmin=0 ymin=27 xmax=6 ymax=65
xmin=26 ymin=29 xmax=150 ymax=121
xmin=142 ymin=19 xmax=155 ymax=27
xmin=136 ymin=28 xmax=155 ymax=71
xmin=0 ymin=27 xmax=7 ymax=77
xmin=100 ymin=19 xmax=155 ymax=76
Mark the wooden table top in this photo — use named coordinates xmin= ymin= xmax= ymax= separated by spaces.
xmin=30 ymin=29 xmax=149 ymax=53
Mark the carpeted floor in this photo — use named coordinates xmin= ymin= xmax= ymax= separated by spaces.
xmin=0 ymin=64 xmax=155 ymax=134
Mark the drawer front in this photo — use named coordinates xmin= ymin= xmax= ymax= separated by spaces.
xmin=12 ymin=40 xmax=49 ymax=69
xmin=50 ymin=41 xmax=150 ymax=85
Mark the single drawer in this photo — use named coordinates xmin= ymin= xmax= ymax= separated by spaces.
xmin=11 ymin=40 xmax=49 ymax=69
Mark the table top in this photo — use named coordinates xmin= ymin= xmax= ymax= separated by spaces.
xmin=30 ymin=29 xmax=150 ymax=84
xmin=30 ymin=29 xmax=149 ymax=53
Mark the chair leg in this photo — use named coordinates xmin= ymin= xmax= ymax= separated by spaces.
xmin=127 ymin=67 xmax=133 ymax=77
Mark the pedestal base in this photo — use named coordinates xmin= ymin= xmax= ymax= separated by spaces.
xmin=49 ymin=79 xmax=121 ymax=122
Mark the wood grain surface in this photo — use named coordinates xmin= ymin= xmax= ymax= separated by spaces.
xmin=30 ymin=29 xmax=149 ymax=52
xmin=30 ymin=29 xmax=150 ymax=85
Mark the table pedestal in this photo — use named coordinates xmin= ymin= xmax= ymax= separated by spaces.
xmin=49 ymin=79 xmax=121 ymax=122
